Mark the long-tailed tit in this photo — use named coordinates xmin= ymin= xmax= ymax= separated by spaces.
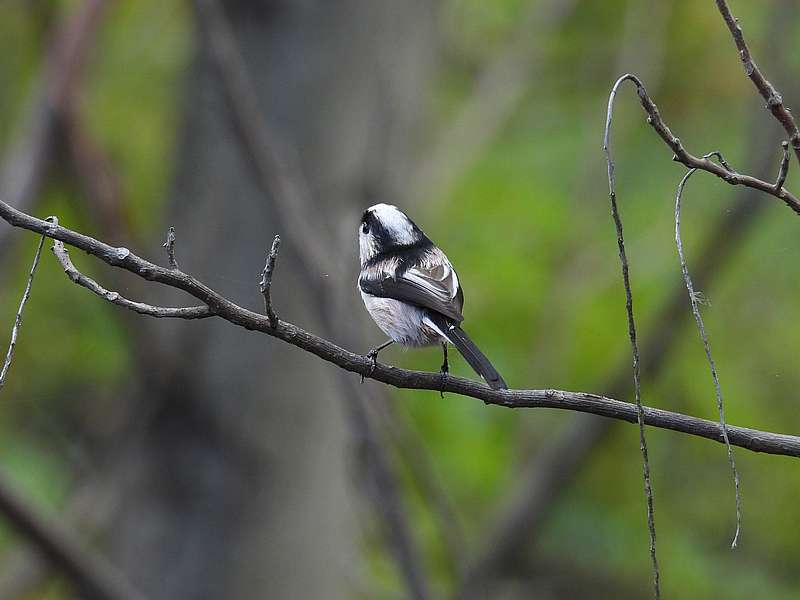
xmin=358 ymin=203 xmax=507 ymax=390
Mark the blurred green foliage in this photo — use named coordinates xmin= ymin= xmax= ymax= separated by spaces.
xmin=2 ymin=1 xmax=800 ymax=598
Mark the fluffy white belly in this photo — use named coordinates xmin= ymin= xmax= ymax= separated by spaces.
xmin=361 ymin=291 xmax=444 ymax=347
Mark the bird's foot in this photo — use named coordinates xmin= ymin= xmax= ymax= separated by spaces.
xmin=361 ymin=348 xmax=380 ymax=384
xmin=439 ymin=342 xmax=449 ymax=398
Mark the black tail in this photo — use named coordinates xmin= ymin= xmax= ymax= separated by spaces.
xmin=429 ymin=314 xmax=507 ymax=390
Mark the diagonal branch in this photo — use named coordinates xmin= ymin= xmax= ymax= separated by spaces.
xmin=715 ymin=0 xmax=800 ymax=166
xmin=0 ymin=233 xmax=46 ymax=389
xmin=51 ymin=233 xmax=212 ymax=321
xmin=2 ymin=199 xmax=800 ymax=460
xmin=412 ymin=0 xmax=578 ymax=206
xmin=0 ymin=469 xmax=145 ymax=600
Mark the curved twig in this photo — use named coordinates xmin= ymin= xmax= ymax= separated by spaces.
xmin=610 ymin=74 xmax=800 ymax=214
xmin=675 ymin=164 xmax=742 ymax=549
xmin=604 ymin=75 xmax=661 ymax=600
xmin=51 ymin=234 xmax=212 ymax=320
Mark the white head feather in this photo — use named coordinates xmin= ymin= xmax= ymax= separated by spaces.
xmin=359 ymin=203 xmax=420 ymax=265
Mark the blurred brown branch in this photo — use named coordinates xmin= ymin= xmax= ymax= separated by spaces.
xmin=412 ymin=0 xmax=577 ymax=206
xmin=0 ymin=468 xmax=124 ymax=600
xmin=2 ymin=199 xmax=800 ymax=462
xmin=0 ymin=0 xmax=109 ymax=256
xmin=0 ymin=469 xmax=144 ymax=600
xmin=192 ymin=1 xmax=433 ymax=597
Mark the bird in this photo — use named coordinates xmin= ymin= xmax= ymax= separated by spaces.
xmin=357 ymin=203 xmax=507 ymax=390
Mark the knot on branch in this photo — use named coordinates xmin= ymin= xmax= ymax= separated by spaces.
xmin=766 ymin=93 xmax=783 ymax=109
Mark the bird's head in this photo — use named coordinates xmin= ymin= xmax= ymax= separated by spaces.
xmin=359 ymin=203 xmax=426 ymax=265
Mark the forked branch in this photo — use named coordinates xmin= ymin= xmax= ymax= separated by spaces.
xmin=607 ymin=74 xmax=800 ymax=214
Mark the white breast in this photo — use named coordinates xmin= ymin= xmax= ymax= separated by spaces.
xmin=360 ymin=291 xmax=445 ymax=347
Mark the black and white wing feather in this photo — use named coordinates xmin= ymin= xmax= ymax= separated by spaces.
xmin=359 ymin=248 xmax=464 ymax=323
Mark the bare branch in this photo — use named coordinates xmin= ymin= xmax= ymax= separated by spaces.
xmin=715 ymin=0 xmax=800 ymax=166
xmin=258 ymin=235 xmax=281 ymax=328
xmin=162 ymin=226 xmax=178 ymax=270
xmin=610 ymin=74 xmax=800 ymax=214
xmin=2 ymin=201 xmax=800 ymax=460
xmin=775 ymin=141 xmax=790 ymax=191
xmin=0 ymin=233 xmax=46 ymax=390
xmin=603 ymin=78 xmax=660 ymax=600
xmin=51 ymin=221 xmax=211 ymax=320
xmin=675 ymin=165 xmax=742 ymax=549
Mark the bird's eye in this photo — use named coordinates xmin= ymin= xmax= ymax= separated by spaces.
xmin=361 ymin=222 xmax=369 ymax=234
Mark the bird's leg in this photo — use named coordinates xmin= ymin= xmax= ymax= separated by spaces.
xmin=439 ymin=341 xmax=449 ymax=398
xmin=361 ymin=339 xmax=394 ymax=383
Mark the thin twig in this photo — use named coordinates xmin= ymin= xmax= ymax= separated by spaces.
xmin=0 ymin=232 xmax=46 ymax=390
xmin=258 ymin=235 xmax=281 ymax=328
xmin=675 ymin=164 xmax=742 ymax=549
xmin=5 ymin=204 xmax=800 ymax=457
xmin=715 ymin=0 xmax=800 ymax=166
xmin=603 ymin=77 xmax=660 ymax=599
xmin=51 ymin=219 xmax=211 ymax=320
xmin=775 ymin=141 xmax=790 ymax=191
xmin=52 ymin=253 xmax=212 ymax=318
xmin=162 ymin=226 xmax=178 ymax=270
